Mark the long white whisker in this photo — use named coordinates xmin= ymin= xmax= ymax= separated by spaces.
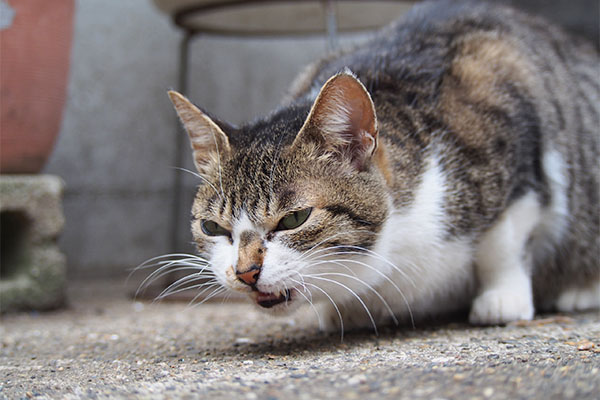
xmin=129 ymin=253 xmax=209 ymax=286
xmin=290 ymin=283 xmax=323 ymax=330
xmin=133 ymin=253 xmax=208 ymax=268
xmin=299 ymin=281 xmax=344 ymax=341
xmin=290 ymin=271 xmax=308 ymax=294
xmin=301 ymin=259 xmax=357 ymax=277
xmin=306 ymin=271 xmax=398 ymax=326
xmin=139 ymin=266 xmax=213 ymax=298
xmin=189 ymin=286 xmax=227 ymax=308
xmin=156 ymin=273 xmax=217 ymax=298
xmin=172 ymin=167 xmax=223 ymax=202
xmin=305 ymin=256 xmax=414 ymax=328
xmin=157 ymin=279 xmax=219 ymax=300
xmin=300 ymin=238 xmax=373 ymax=261
xmin=298 ymin=230 xmax=375 ymax=261
xmin=220 ymin=292 xmax=233 ymax=305
xmin=306 ymin=246 xmax=418 ymax=289
xmin=131 ymin=253 xmax=209 ymax=280
xmin=135 ymin=261 xmax=212 ymax=299
xmin=306 ymin=275 xmax=378 ymax=335
xmin=186 ymin=283 xmax=221 ymax=308
xmin=144 ymin=263 xmax=212 ymax=285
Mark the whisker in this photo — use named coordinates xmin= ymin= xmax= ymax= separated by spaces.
xmin=300 ymin=238 xmax=372 ymax=261
xmin=290 ymin=270 xmax=308 ymax=294
xmin=297 ymin=280 xmax=345 ymax=341
xmin=307 ymin=249 xmax=416 ymax=285
xmin=135 ymin=260 xmax=212 ymax=299
xmin=298 ymin=230 xmax=376 ymax=261
xmin=129 ymin=253 xmax=208 ymax=283
xmin=156 ymin=278 xmax=219 ymax=301
xmin=139 ymin=266 xmax=213 ymax=299
xmin=291 ymin=283 xmax=324 ymax=331
xmin=189 ymin=286 xmax=228 ymax=308
xmin=306 ymin=246 xmax=418 ymax=288
xmin=305 ymin=275 xmax=378 ymax=335
xmin=153 ymin=272 xmax=209 ymax=298
xmin=306 ymin=257 xmax=414 ymax=328
xmin=143 ymin=263 xmax=212 ymax=285
xmin=186 ymin=283 xmax=221 ymax=308
xmin=220 ymin=291 xmax=234 ymax=305
xmin=306 ymin=271 xmax=398 ymax=326
xmin=300 ymin=259 xmax=357 ymax=277
xmin=171 ymin=167 xmax=223 ymax=202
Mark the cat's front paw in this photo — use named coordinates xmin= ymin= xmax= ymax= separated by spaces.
xmin=469 ymin=289 xmax=534 ymax=325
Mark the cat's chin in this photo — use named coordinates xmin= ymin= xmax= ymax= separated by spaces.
xmin=247 ymin=288 xmax=300 ymax=315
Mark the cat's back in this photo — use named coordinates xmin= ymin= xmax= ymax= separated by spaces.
xmin=290 ymin=0 xmax=599 ymax=305
xmin=299 ymin=0 xmax=598 ymax=100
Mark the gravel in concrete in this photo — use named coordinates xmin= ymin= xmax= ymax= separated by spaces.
xmin=1 ymin=280 xmax=598 ymax=399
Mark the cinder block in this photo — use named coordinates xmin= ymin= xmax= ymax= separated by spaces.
xmin=0 ymin=175 xmax=66 ymax=312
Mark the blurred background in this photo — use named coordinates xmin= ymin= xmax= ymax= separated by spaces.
xmin=1 ymin=0 xmax=598 ymax=291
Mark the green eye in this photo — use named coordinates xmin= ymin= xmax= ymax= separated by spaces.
xmin=276 ymin=208 xmax=312 ymax=231
xmin=201 ymin=220 xmax=230 ymax=237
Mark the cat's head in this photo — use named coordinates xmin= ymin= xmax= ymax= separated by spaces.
xmin=169 ymin=71 xmax=393 ymax=315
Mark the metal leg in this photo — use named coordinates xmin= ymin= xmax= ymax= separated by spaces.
xmin=324 ymin=0 xmax=338 ymax=52
xmin=169 ymin=31 xmax=192 ymax=255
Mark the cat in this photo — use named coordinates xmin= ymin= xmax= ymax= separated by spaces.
xmin=164 ymin=0 xmax=599 ymax=333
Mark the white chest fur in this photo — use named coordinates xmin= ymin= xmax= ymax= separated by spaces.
xmin=333 ymin=156 xmax=477 ymax=326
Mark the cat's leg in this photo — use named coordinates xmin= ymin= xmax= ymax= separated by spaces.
xmin=556 ymin=280 xmax=600 ymax=312
xmin=470 ymin=191 xmax=542 ymax=325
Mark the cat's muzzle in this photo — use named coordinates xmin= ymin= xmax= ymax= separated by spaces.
xmin=255 ymin=289 xmax=291 ymax=308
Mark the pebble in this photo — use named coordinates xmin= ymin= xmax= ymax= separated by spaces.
xmin=576 ymin=340 xmax=595 ymax=351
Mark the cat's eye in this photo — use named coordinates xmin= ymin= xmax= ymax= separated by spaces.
xmin=276 ymin=208 xmax=312 ymax=231
xmin=201 ymin=220 xmax=230 ymax=237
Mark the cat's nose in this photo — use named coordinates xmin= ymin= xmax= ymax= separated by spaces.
xmin=236 ymin=265 xmax=261 ymax=287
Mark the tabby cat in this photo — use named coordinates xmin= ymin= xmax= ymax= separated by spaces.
xmin=165 ymin=0 xmax=599 ymax=332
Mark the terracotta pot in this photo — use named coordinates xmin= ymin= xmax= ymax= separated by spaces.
xmin=1 ymin=0 xmax=75 ymax=173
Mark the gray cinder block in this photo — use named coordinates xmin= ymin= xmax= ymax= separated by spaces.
xmin=0 ymin=175 xmax=67 ymax=312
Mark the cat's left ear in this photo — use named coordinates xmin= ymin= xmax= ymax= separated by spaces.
xmin=293 ymin=70 xmax=378 ymax=170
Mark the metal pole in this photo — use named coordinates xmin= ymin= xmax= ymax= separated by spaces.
xmin=324 ymin=0 xmax=338 ymax=52
xmin=169 ymin=31 xmax=192 ymax=255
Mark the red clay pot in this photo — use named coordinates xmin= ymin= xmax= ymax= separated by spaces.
xmin=1 ymin=0 xmax=75 ymax=173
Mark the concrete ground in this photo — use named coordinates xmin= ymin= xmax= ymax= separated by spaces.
xmin=1 ymin=279 xmax=598 ymax=399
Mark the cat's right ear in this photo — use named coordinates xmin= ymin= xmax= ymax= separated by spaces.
xmin=168 ymin=91 xmax=231 ymax=175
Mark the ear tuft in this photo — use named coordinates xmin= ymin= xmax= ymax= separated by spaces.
xmin=168 ymin=90 xmax=231 ymax=175
xmin=293 ymin=71 xmax=378 ymax=170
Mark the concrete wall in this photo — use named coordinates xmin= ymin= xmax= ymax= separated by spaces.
xmin=44 ymin=0 xmax=598 ymax=278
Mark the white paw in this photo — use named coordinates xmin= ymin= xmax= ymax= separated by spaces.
xmin=556 ymin=282 xmax=600 ymax=312
xmin=469 ymin=289 xmax=534 ymax=325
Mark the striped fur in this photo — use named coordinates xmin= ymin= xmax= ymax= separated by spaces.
xmin=169 ymin=0 xmax=599 ymax=330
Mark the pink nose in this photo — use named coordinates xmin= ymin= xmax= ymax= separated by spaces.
xmin=236 ymin=265 xmax=260 ymax=286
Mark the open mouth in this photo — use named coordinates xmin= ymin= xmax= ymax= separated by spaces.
xmin=256 ymin=289 xmax=291 ymax=308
